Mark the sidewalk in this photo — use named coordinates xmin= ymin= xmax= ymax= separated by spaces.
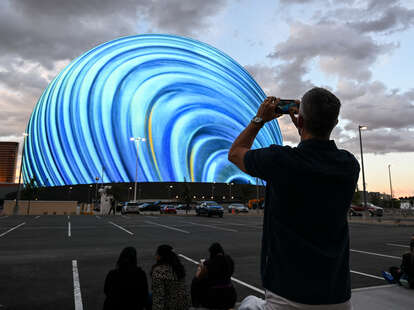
xmin=352 ymin=285 xmax=413 ymax=310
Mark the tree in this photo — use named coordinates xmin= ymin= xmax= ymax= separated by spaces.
xmin=21 ymin=178 xmax=39 ymax=215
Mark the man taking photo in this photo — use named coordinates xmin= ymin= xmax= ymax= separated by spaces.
xmin=229 ymin=88 xmax=360 ymax=309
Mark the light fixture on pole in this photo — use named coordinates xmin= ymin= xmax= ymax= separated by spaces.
xmin=130 ymin=137 xmax=146 ymax=202
xmin=14 ymin=132 xmax=29 ymax=215
xmin=388 ymin=164 xmax=394 ymax=213
xmin=358 ymin=125 xmax=368 ymax=209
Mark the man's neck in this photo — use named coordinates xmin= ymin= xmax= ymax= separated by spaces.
xmin=300 ymin=131 xmax=330 ymax=142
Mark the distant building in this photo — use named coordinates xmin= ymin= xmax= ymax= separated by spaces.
xmin=0 ymin=142 xmax=19 ymax=183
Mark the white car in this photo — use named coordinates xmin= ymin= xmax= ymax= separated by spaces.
xmin=121 ymin=202 xmax=140 ymax=214
xmin=228 ymin=203 xmax=249 ymax=213
xmin=366 ymin=203 xmax=384 ymax=217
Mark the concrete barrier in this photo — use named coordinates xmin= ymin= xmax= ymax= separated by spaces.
xmin=2 ymin=200 xmax=78 ymax=215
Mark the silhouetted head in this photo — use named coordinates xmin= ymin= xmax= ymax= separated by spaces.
xmin=154 ymin=244 xmax=185 ymax=279
xmin=117 ymin=246 xmax=137 ymax=269
xmin=298 ymin=87 xmax=340 ymax=140
xmin=209 ymin=242 xmax=224 ymax=260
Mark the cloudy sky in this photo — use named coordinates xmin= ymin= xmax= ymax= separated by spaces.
xmin=1 ymin=0 xmax=413 ymax=196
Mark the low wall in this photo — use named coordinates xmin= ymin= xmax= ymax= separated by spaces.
xmin=2 ymin=200 xmax=78 ymax=215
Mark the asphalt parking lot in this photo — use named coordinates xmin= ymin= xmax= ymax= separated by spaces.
xmin=0 ymin=213 xmax=413 ymax=310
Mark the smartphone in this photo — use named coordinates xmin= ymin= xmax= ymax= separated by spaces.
xmin=275 ymin=99 xmax=299 ymax=114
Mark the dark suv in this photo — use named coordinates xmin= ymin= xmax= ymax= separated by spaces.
xmin=196 ymin=201 xmax=224 ymax=218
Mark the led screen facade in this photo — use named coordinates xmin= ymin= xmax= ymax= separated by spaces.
xmin=23 ymin=34 xmax=282 ymax=186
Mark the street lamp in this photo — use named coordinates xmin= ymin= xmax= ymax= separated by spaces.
xmin=130 ymin=137 xmax=146 ymax=202
xmin=211 ymin=181 xmax=216 ymax=199
xmin=358 ymin=125 xmax=368 ymax=209
xmin=88 ymin=184 xmax=93 ymax=203
xmin=14 ymin=132 xmax=29 ymax=215
xmin=227 ymin=182 xmax=234 ymax=200
xmin=169 ymin=185 xmax=173 ymax=199
xmin=69 ymin=186 xmax=73 ymax=200
xmin=128 ymin=186 xmax=133 ymax=201
xmin=388 ymin=164 xmax=394 ymax=212
xmin=95 ymin=176 xmax=100 ymax=201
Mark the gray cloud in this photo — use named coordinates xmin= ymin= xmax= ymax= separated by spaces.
xmin=317 ymin=0 xmax=414 ymax=34
xmin=245 ymin=0 xmax=414 ymax=154
xmin=268 ymin=22 xmax=395 ymax=81
xmin=0 ymin=0 xmax=227 ymax=68
xmin=0 ymin=0 xmax=227 ymax=141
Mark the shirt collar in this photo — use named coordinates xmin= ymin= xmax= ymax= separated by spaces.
xmin=297 ymin=139 xmax=337 ymax=150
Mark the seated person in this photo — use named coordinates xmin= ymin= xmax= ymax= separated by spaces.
xmin=151 ymin=244 xmax=190 ymax=310
xmin=191 ymin=242 xmax=237 ymax=309
xmin=104 ymin=247 xmax=150 ymax=310
xmin=383 ymin=234 xmax=414 ymax=288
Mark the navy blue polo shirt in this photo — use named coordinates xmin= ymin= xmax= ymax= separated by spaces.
xmin=244 ymin=139 xmax=360 ymax=305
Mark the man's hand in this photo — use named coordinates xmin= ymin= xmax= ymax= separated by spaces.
xmin=256 ymin=97 xmax=282 ymax=123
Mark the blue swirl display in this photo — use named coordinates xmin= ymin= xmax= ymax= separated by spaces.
xmin=23 ymin=34 xmax=282 ymax=186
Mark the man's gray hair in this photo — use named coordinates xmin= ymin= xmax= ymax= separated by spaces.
xmin=299 ymin=87 xmax=341 ymax=138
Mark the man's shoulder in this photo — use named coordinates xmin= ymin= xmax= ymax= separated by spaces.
xmin=337 ymin=148 xmax=360 ymax=167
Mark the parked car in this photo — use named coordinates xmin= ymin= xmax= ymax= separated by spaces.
xmin=349 ymin=205 xmax=363 ymax=216
xmin=121 ymin=201 xmax=140 ymax=214
xmin=160 ymin=205 xmax=177 ymax=214
xmin=196 ymin=201 xmax=224 ymax=217
xmin=350 ymin=204 xmax=365 ymax=212
xmin=176 ymin=204 xmax=192 ymax=211
xmin=367 ymin=203 xmax=383 ymax=217
xmin=228 ymin=203 xmax=249 ymax=213
xmin=139 ymin=201 xmax=161 ymax=212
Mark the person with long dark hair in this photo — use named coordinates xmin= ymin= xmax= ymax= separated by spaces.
xmin=191 ymin=242 xmax=237 ymax=309
xmin=103 ymin=247 xmax=149 ymax=310
xmin=151 ymin=244 xmax=190 ymax=310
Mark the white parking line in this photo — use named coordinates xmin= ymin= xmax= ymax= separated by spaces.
xmin=350 ymin=249 xmax=400 ymax=260
xmin=72 ymin=260 xmax=84 ymax=310
xmin=109 ymin=221 xmax=134 ymax=235
xmin=95 ymin=215 xmax=101 ymax=219
xmin=0 ymin=222 xmax=26 ymax=238
xmin=145 ymin=221 xmax=190 ymax=234
xmin=34 ymin=215 xmax=40 ymax=219
xmin=68 ymin=221 xmax=71 ymax=237
xmin=179 ymin=254 xmax=265 ymax=295
xmin=186 ymin=221 xmax=238 ymax=232
xmin=209 ymin=221 xmax=262 ymax=229
xmin=0 ymin=216 xmax=9 ymax=219
xmin=386 ymin=243 xmax=410 ymax=248
xmin=351 ymin=284 xmax=394 ymax=292
xmin=350 ymin=270 xmax=385 ymax=280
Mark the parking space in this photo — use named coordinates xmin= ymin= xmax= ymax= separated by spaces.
xmin=0 ymin=214 xmax=412 ymax=309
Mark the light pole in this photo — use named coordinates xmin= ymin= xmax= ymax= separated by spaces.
xmin=169 ymin=185 xmax=173 ymax=199
xmin=130 ymin=137 xmax=146 ymax=202
xmin=69 ymin=186 xmax=73 ymax=200
xmin=88 ymin=184 xmax=93 ymax=203
xmin=128 ymin=186 xmax=133 ymax=201
xmin=228 ymin=182 xmax=234 ymax=201
xmin=95 ymin=176 xmax=100 ymax=201
xmin=358 ymin=125 xmax=368 ymax=209
xmin=211 ymin=182 xmax=216 ymax=199
xmin=388 ymin=164 xmax=394 ymax=213
xmin=14 ymin=132 xmax=29 ymax=215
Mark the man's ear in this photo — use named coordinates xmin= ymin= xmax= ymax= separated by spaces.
xmin=297 ymin=115 xmax=304 ymax=129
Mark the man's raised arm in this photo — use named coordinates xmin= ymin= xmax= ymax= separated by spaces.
xmin=228 ymin=97 xmax=280 ymax=173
